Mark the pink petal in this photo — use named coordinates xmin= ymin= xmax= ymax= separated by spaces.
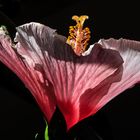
xmin=1 ymin=22 xmax=140 ymax=131
xmin=0 ymin=26 xmax=56 ymax=122
xmin=13 ymin=23 xmax=123 ymax=129
xmin=95 ymin=38 xmax=140 ymax=110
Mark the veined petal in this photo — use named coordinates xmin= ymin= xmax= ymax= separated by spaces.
xmin=0 ymin=26 xmax=56 ymax=122
xmin=12 ymin=22 xmax=123 ymax=129
xmin=96 ymin=38 xmax=140 ymax=111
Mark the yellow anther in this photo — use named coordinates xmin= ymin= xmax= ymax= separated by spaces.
xmin=66 ymin=15 xmax=91 ymax=56
xmin=72 ymin=15 xmax=89 ymax=28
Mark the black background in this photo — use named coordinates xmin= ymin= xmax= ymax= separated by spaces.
xmin=0 ymin=0 xmax=140 ymax=140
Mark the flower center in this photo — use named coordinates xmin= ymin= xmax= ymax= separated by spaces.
xmin=66 ymin=15 xmax=91 ymax=56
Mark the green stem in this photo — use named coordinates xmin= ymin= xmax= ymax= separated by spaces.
xmin=44 ymin=123 xmax=49 ymax=140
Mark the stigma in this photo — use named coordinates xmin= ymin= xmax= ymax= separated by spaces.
xmin=66 ymin=15 xmax=91 ymax=56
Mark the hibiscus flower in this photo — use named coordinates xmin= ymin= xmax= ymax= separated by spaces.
xmin=0 ymin=16 xmax=140 ymax=132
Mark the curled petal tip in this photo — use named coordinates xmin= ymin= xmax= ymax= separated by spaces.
xmin=0 ymin=25 xmax=9 ymax=35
